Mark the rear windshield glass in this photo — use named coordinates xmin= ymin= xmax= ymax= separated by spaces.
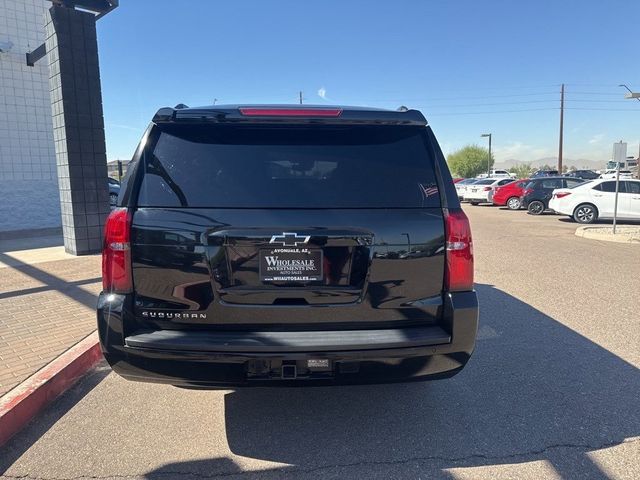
xmin=136 ymin=125 xmax=439 ymax=208
xmin=541 ymin=179 xmax=563 ymax=189
xmin=570 ymin=180 xmax=591 ymax=188
xmin=473 ymin=179 xmax=495 ymax=185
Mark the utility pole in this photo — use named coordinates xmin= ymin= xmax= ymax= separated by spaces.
xmin=619 ymin=85 xmax=640 ymax=178
xmin=481 ymin=133 xmax=492 ymax=176
xmin=299 ymin=91 xmax=303 ymax=104
xmin=487 ymin=135 xmax=492 ymax=176
xmin=558 ymin=83 xmax=564 ymax=174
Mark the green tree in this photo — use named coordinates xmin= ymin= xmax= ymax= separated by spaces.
xmin=509 ymin=163 xmax=534 ymax=178
xmin=447 ymin=145 xmax=494 ymax=178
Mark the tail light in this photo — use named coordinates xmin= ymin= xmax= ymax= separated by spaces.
xmin=523 ymin=188 xmax=533 ymax=196
xmin=444 ymin=209 xmax=474 ymax=292
xmin=102 ymin=208 xmax=132 ymax=293
xmin=483 ymin=186 xmax=492 ymax=191
xmin=554 ymin=192 xmax=572 ymax=199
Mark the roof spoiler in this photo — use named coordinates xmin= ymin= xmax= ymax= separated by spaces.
xmin=152 ymin=105 xmax=427 ymax=126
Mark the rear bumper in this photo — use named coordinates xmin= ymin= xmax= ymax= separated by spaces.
xmin=464 ymin=194 xmax=489 ymax=202
xmin=548 ymin=199 xmax=571 ymax=215
xmin=97 ymin=291 xmax=478 ymax=387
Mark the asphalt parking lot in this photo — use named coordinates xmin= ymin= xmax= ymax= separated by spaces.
xmin=2 ymin=206 xmax=639 ymax=480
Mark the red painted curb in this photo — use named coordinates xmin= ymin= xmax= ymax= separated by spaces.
xmin=0 ymin=331 xmax=102 ymax=446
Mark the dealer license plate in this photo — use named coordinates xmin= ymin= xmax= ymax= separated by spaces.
xmin=259 ymin=248 xmax=323 ymax=282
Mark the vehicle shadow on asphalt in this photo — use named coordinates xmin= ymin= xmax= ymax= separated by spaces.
xmin=148 ymin=283 xmax=638 ymax=479
xmin=3 ymin=285 xmax=638 ymax=479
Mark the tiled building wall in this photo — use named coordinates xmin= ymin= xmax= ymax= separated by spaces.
xmin=45 ymin=6 xmax=110 ymax=254
xmin=0 ymin=0 xmax=60 ymax=232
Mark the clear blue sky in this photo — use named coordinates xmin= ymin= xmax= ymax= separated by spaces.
xmin=97 ymin=0 xmax=640 ymax=167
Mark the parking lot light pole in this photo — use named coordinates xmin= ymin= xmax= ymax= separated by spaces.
xmin=613 ymin=163 xmax=621 ymax=234
xmin=619 ymin=85 xmax=640 ymax=180
xmin=481 ymin=134 xmax=492 ymax=176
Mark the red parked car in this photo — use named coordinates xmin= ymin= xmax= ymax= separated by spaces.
xmin=492 ymin=178 xmax=530 ymax=210
xmin=452 ymin=178 xmax=465 ymax=184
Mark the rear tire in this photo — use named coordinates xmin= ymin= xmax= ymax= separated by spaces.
xmin=506 ymin=197 xmax=521 ymax=210
xmin=573 ymin=203 xmax=598 ymax=224
xmin=527 ymin=200 xmax=545 ymax=215
xmin=470 ymin=202 xmax=479 ymax=206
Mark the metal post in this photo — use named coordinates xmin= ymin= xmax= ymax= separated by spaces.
xmin=481 ymin=133 xmax=492 ymax=177
xmin=613 ymin=162 xmax=620 ymax=234
xmin=558 ymin=84 xmax=564 ymax=174
xmin=117 ymin=160 xmax=123 ymax=181
xmin=487 ymin=134 xmax=492 ymax=176
xmin=618 ymin=86 xmax=639 ymax=178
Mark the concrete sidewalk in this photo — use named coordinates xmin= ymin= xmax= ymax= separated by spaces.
xmin=0 ymin=236 xmax=101 ymax=397
xmin=575 ymin=225 xmax=640 ymax=243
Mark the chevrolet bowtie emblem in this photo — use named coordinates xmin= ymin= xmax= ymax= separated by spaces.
xmin=269 ymin=232 xmax=310 ymax=247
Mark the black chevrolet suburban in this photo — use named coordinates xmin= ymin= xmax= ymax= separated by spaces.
xmin=98 ymin=105 xmax=478 ymax=387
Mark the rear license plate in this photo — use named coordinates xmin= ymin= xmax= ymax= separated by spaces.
xmin=259 ymin=248 xmax=323 ymax=282
xmin=307 ymin=359 xmax=330 ymax=369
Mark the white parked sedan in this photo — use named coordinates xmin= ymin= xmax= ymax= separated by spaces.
xmin=464 ymin=178 xmax=515 ymax=205
xmin=477 ymin=169 xmax=515 ymax=179
xmin=599 ymin=169 xmax=633 ymax=179
xmin=549 ymin=179 xmax=640 ymax=223
xmin=455 ymin=178 xmax=481 ymax=201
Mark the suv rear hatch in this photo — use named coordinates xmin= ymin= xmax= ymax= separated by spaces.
xmin=127 ymin=113 xmax=447 ymax=330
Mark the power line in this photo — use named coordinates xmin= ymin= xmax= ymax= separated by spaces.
xmin=427 ymin=108 xmax=558 ymax=116
xmin=348 ymin=92 xmax=558 ymax=103
xmin=565 ymin=98 xmax=630 ymax=103
xmin=361 ymin=98 xmax=627 ymax=108
xmin=565 ymin=107 xmax=640 ymax=111
xmin=353 ymin=84 xmax=562 ymax=97
xmin=423 ymin=99 xmax=559 ymax=107
xmin=341 ymin=91 xmax=628 ymax=107
xmin=426 ymin=106 xmax=638 ymax=116
xmin=564 ymin=91 xmax=622 ymax=96
xmin=563 ymin=83 xmax=623 ymax=87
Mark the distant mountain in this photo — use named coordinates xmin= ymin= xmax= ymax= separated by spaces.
xmin=494 ymin=157 xmax=606 ymax=170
